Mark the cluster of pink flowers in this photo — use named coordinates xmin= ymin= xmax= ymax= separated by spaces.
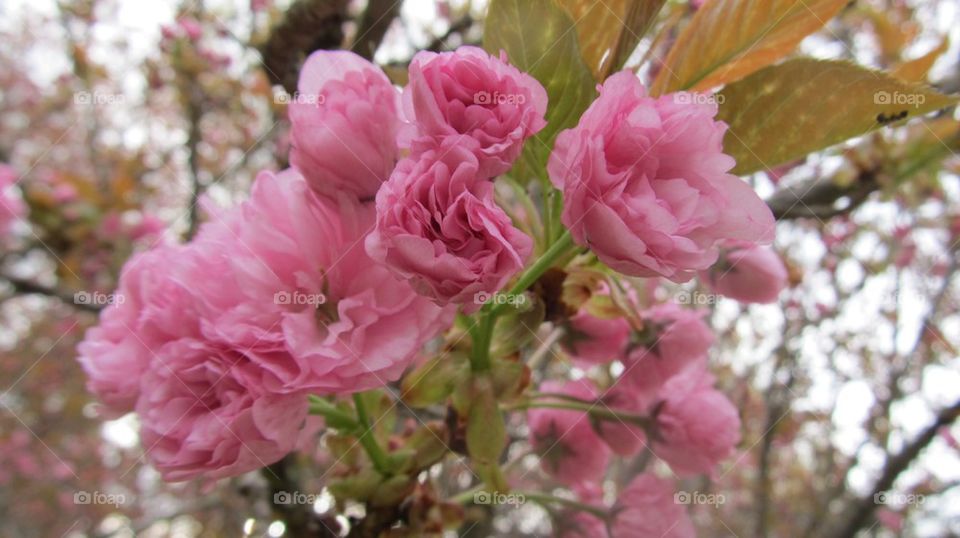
xmin=77 ymin=41 xmax=777 ymax=535
xmin=532 ymin=298 xmax=740 ymax=474
xmin=534 ymin=285 xmax=744 ymax=533
xmin=366 ymin=47 xmax=546 ymax=311
xmin=77 ymin=46 xmax=551 ymax=480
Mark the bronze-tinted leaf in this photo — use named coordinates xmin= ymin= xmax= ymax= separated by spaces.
xmin=717 ymin=58 xmax=958 ymax=174
xmin=651 ymin=0 xmax=848 ymax=95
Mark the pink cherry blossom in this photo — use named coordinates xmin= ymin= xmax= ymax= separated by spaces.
xmin=0 ymin=164 xmax=26 ymax=236
xmin=206 ymin=168 xmax=454 ymax=394
xmin=401 ymin=46 xmax=547 ymax=177
xmin=624 ymin=302 xmax=713 ymax=390
xmin=595 ymin=380 xmax=651 ymax=456
xmin=289 ymin=50 xmax=402 ymax=201
xmin=653 ymin=367 xmax=741 ymax=477
xmin=548 ymin=71 xmax=775 ymax=281
xmin=76 ymin=244 xmax=200 ymax=417
xmin=365 ymin=143 xmax=532 ymax=312
xmin=563 ymin=308 xmax=630 ymax=366
xmin=527 ymin=380 xmax=610 ymax=486
xmin=612 ymin=473 xmax=696 ymax=538
xmin=556 ymin=481 xmax=607 ymax=533
xmin=136 ymin=338 xmax=307 ymax=482
xmin=700 ymin=240 xmax=788 ymax=304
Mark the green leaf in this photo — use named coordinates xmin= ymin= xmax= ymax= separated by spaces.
xmin=484 ymin=0 xmax=597 ymax=182
xmin=717 ymin=58 xmax=958 ymax=174
xmin=558 ymin=0 xmax=666 ymax=80
xmin=651 ymin=0 xmax=848 ymax=95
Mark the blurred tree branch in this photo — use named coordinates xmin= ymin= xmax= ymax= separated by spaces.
xmin=258 ymin=0 xmax=349 ymax=93
xmin=825 ymin=398 xmax=960 ymax=538
xmin=350 ymin=0 xmax=402 ymax=60
xmin=766 ymin=169 xmax=879 ymax=220
xmin=0 ymin=271 xmax=100 ymax=313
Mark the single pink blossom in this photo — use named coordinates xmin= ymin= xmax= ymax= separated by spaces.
xmin=548 ymin=71 xmax=775 ymax=281
xmin=624 ymin=302 xmax=713 ymax=390
xmin=653 ymin=367 xmax=741 ymax=477
xmin=401 ymin=46 xmax=547 ymax=177
xmin=563 ymin=308 xmax=631 ymax=366
xmin=700 ymin=240 xmax=788 ymax=304
xmin=527 ymin=380 xmax=610 ymax=486
xmin=289 ymin=50 xmax=402 ymax=201
xmin=612 ymin=473 xmax=696 ymax=538
xmin=365 ymin=143 xmax=532 ymax=312
xmin=595 ymin=380 xmax=651 ymax=456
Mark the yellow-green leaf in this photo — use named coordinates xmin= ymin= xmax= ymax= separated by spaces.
xmin=484 ymin=0 xmax=597 ymax=181
xmin=651 ymin=0 xmax=848 ymax=95
xmin=717 ymin=58 xmax=958 ymax=174
xmin=559 ymin=0 xmax=666 ymax=80
xmin=892 ymin=38 xmax=948 ymax=83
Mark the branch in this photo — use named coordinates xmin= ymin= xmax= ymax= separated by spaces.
xmin=824 ymin=398 xmax=960 ymax=538
xmin=262 ymin=456 xmax=340 ymax=537
xmin=349 ymin=0 xmax=402 ymax=60
xmin=258 ymin=0 xmax=349 ymax=93
xmin=184 ymin=85 xmax=205 ymax=240
xmin=765 ymin=170 xmax=878 ymax=220
xmin=425 ymin=15 xmax=475 ymax=52
xmin=754 ymin=345 xmax=795 ymax=537
xmin=0 ymin=272 xmax=101 ymax=313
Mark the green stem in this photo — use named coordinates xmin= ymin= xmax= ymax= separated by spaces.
xmin=470 ymin=311 xmax=497 ymax=372
xmin=352 ymin=393 xmax=391 ymax=475
xmin=549 ymin=189 xmax=564 ymax=243
xmin=507 ymin=399 xmax=650 ymax=427
xmin=542 ymin=184 xmax=555 ymax=253
xmin=469 ymin=230 xmax=576 ymax=372
xmin=517 ymin=491 xmax=611 ymax=520
xmin=488 ymin=230 xmax=575 ymax=319
xmin=308 ymin=395 xmax=359 ymax=428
